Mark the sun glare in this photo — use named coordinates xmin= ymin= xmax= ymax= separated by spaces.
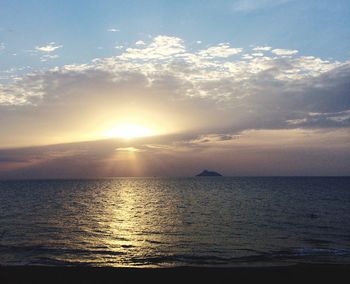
xmin=104 ymin=124 xmax=154 ymax=139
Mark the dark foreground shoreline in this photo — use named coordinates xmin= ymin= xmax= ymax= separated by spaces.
xmin=1 ymin=264 xmax=349 ymax=283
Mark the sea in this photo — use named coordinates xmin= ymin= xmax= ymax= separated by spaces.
xmin=0 ymin=177 xmax=349 ymax=267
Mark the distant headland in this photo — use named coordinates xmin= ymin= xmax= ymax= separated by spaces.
xmin=196 ymin=170 xmax=222 ymax=177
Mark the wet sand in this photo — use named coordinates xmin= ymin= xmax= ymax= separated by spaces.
xmin=1 ymin=264 xmax=349 ymax=283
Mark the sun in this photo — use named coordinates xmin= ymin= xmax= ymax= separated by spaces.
xmin=104 ymin=123 xmax=155 ymax=139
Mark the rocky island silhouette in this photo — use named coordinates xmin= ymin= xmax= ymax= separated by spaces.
xmin=196 ymin=170 xmax=222 ymax=177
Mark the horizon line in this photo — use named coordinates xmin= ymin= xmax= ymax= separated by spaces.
xmin=1 ymin=175 xmax=349 ymax=181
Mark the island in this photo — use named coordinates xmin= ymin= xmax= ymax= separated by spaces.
xmin=196 ymin=170 xmax=223 ymax=177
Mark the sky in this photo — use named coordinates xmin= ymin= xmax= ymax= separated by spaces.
xmin=0 ymin=0 xmax=350 ymax=177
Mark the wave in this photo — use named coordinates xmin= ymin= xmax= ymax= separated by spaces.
xmin=128 ymin=248 xmax=350 ymax=267
xmin=1 ymin=244 xmax=350 ymax=267
xmin=0 ymin=244 xmax=125 ymax=257
xmin=293 ymin=248 xmax=350 ymax=256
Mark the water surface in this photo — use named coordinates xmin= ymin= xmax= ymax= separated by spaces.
xmin=0 ymin=177 xmax=349 ymax=267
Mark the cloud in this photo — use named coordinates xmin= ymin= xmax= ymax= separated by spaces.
xmin=253 ymin=46 xmax=272 ymax=51
xmin=233 ymin=0 xmax=292 ymax=12
xmin=115 ymin=45 xmax=124 ymax=49
xmin=198 ymin=43 xmax=243 ymax=58
xmin=0 ymin=35 xmax=349 ymax=177
xmin=40 ymin=54 xmax=59 ymax=62
xmin=0 ymin=43 xmax=5 ymax=53
xmin=116 ymin=147 xmax=143 ymax=152
xmin=242 ymin=54 xmax=254 ymax=60
xmin=189 ymin=134 xmax=241 ymax=144
xmin=286 ymin=110 xmax=350 ymax=127
xmin=271 ymin=48 xmax=298 ymax=56
xmin=107 ymin=28 xmax=120 ymax=32
xmin=120 ymin=35 xmax=185 ymax=60
xmin=135 ymin=40 xmax=146 ymax=46
xmin=35 ymin=42 xmax=62 ymax=53
xmin=0 ymin=35 xmax=349 ymax=151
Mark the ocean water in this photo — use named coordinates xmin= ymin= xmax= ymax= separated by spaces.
xmin=0 ymin=177 xmax=349 ymax=267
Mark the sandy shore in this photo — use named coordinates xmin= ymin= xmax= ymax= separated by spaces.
xmin=0 ymin=264 xmax=349 ymax=283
